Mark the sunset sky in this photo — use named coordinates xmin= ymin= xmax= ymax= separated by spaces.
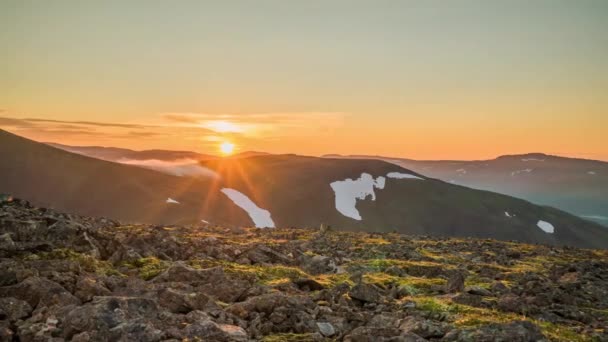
xmin=1 ymin=1 xmax=607 ymax=160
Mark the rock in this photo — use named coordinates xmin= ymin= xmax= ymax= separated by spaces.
xmin=74 ymin=276 xmax=111 ymax=302
xmin=301 ymin=254 xmax=337 ymax=275
xmin=59 ymin=296 xmax=159 ymax=339
xmin=157 ymin=288 xmax=219 ymax=314
xmin=0 ymin=297 xmax=32 ymax=321
xmin=293 ymin=278 xmax=325 ymax=291
xmin=344 ymin=326 xmax=425 ymax=342
xmin=399 ymin=316 xmax=450 ymax=339
xmin=498 ymin=293 xmax=525 ymax=313
xmin=466 ymin=285 xmax=492 ymax=296
xmin=0 ymin=276 xmax=80 ymax=309
xmin=317 ymin=322 xmax=336 ymax=337
xmin=490 ymin=281 xmax=508 ymax=294
xmin=0 ymin=321 xmax=14 ymax=342
xmin=349 ymin=283 xmax=384 ymax=304
xmin=444 ymin=320 xmax=546 ymax=341
xmin=153 ymin=264 xmax=253 ymax=302
xmin=445 ymin=272 xmax=466 ymax=293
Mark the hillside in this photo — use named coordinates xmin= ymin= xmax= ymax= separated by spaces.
xmin=0 ymin=199 xmax=607 ymax=341
xmin=0 ymin=130 xmax=249 ymax=226
xmin=326 ymin=153 xmax=608 ymax=226
xmin=2 ymin=130 xmax=608 ymax=248
xmin=202 ymin=155 xmax=608 ymax=248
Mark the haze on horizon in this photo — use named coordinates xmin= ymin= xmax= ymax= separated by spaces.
xmin=1 ymin=0 xmax=607 ymax=160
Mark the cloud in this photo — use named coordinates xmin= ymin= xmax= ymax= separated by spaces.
xmin=117 ymin=158 xmax=219 ymax=178
xmin=23 ymin=118 xmax=151 ymax=129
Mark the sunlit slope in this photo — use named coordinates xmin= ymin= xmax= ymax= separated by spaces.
xmin=0 ymin=130 xmax=249 ymax=226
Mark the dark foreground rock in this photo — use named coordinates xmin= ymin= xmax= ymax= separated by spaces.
xmin=1 ymin=199 xmax=607 ymax=341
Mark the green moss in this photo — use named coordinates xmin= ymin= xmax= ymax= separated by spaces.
xmin=415 ymin=297 xmax=456 ymax=315
xmin=25 ymin=248 xmax=122 ymax=276
xmin=123 ymin=257 xmax=169 ymax=280
xmin=189 ymin=259 xmax=308 ymax=285
xmin=535 ymin=321 xmax=593 ymax=342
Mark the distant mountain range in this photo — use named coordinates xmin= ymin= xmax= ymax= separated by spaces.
xmin=325 ymin=153 xmax=608 ymax=226
xmin=2 ymin=129 xmax=607 ymax=248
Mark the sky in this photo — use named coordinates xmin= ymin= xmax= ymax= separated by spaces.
xmin=1 ymin=0 xmax=607 ymax=160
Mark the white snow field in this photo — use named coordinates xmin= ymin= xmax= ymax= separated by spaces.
xmin=387 ymin=172 xmax=424 ymax=180
xmin=166 ymin=198 xmax=180 ymax=204
xmin=537 ymin=220 xmax=555 ymax=233
xmin=330 ymin=173 xmax=386 ymax=220
xmin=221 ymin=188 xmax=275 ymax=228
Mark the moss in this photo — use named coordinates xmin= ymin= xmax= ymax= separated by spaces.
xmin=314 ymin=273 xmax=353 ymax=288
xmin=535 ymin=321 xmax=593 ymax=342
xmin=189 ymin=259 xmax=308 ymax=284
xmin=414 ymin=297 xmax=457 ymax=315
xmin=25 ymin=248 xmax=122 ymax=276
xmin=260 ymin=333 xmax=318 ymax=342
xmin=123 ymin=256 xmax=169 ymax=280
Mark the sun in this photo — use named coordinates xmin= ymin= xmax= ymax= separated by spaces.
xmin=220 ymin=142 xmax=235 ymax=155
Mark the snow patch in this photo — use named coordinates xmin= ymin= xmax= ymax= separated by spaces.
xmin=386 ymin=172 xmax=424 ymax=180
xmin=588 ymin=171 xmax=596 ymax=175
xmin=456 ymin=168 xmax=467 ymax=174
xmin=511 ymin=169 xmax=533 ymax=176
xmin=330 ymin=173 xmax=386 ymax=221
xmin=221 ymin=188 xmax=275 ymax=228
xmin=536 ymin=220 xmax=555 ymax=234
xmin=505 ymin=211 xmax=512 ymax=218
xmin=522 ymin=158 xmax=545 ymax=162
xmin=166 ymin=198 xmax=179 ymax=204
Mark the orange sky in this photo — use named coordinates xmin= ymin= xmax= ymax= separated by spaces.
xmin=1 ymin=1 xmax=607 ymax=161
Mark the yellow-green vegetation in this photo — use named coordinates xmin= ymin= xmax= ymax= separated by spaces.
xmin=409 ymin=296 xmax=592 ymax=342
xmin=314 ymin=273 xmax=353 ymax=288
xmin=122 ymin=256 xmax=169 ymax=280
xmin=24 ymin=248 xmax=121 ymax=276
xmin=189 ymin=259 xmax=308 ymax=285
xmin=260 ymin=333 xmax=318 ymax=342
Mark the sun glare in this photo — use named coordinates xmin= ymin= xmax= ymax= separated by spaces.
xmin=220 ymin=142 xmax=235 ymax=155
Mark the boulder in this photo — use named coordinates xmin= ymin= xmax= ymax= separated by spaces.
xmin=399 ymin=316 xmax=450 ymax=339
xmin=349 ymin=283 xmax=384 ymax=304
xmin=445 ymin=272 xmax=465 ymax=293
xmin=0 ymin=297 xmax=32 ymax=321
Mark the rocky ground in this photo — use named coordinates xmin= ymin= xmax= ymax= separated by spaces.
xmin=1 ymin=198 xmax=607 ymax=342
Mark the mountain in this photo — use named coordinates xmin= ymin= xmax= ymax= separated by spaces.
xmin=47 ymin=142 xmax=269 ymax=162
xmin=326 ymin=153 xmax=608 ymax=226
xmin=1 ymin=198 xmax=607 ymax=341
xmin=46 ymin=142 xmax=214 ymax=161
xmin=2 ymin=130 xmax=608 ymax=248
xmin=2 ymin=130 xmax=249 ymax=226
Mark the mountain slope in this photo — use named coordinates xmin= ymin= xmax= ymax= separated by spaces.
xmin=202 ymin=155 xmax=608 ymax=248
xmin=327 ymin=153 xmax=608 ymax=226
xmin=1 ymin=130 xmax=249 ymax=226
xmin=2 ymin=130 xmax=608 ymax=248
